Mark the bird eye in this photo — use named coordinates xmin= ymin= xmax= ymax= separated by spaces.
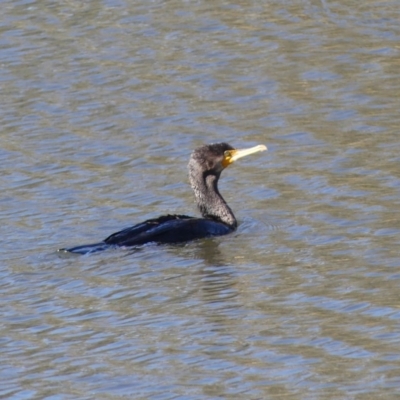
xmin=224 ymin=150 xmax=230 ymax=158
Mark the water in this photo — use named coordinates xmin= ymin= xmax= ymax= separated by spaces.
xmin=2 ymin=0 xmax=400 ymax=398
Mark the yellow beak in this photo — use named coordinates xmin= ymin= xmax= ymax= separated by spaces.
xmin=222 ymin=144 xmax=267 ymax=168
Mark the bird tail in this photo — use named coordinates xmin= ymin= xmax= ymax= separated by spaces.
xmin=57 ymin=242 xmax=112 ymax=255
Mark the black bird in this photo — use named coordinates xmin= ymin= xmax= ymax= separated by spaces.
xmin=59 ymin=142 xmax=267 ymax=254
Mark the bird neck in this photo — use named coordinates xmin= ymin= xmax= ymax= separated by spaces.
xmin=190 ymin=172 xmax=237 ymax=228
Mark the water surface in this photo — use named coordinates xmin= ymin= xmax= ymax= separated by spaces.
xmin=1 ymin=0 xmax=400 ymax=398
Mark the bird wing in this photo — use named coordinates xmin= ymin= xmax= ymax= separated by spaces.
xmin=104 ymin=214 xmax=231 ymax=246
xmin=104 ymin=214 xmax=193 ymax=245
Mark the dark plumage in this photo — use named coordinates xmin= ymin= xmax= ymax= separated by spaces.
xmin=59 ymin=142 xmax=267 ymax=255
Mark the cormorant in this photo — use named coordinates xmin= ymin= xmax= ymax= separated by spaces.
xmin=59 ymin=142 xmax=267 ymax=254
